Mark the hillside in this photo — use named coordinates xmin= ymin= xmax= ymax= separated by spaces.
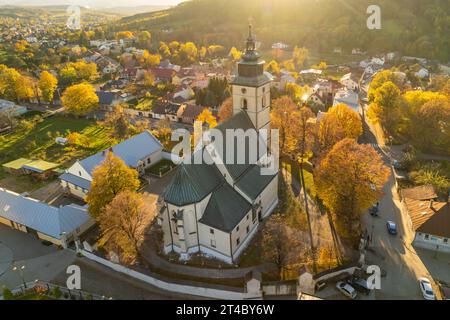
xmin=113 ymin=0 xmax=450 ymax=61
xmin=0 ymin=5 xmax=122 ymax=21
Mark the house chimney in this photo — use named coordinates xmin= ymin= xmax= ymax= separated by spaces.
xmin=429 ymin=199 xmax=434 ymax=209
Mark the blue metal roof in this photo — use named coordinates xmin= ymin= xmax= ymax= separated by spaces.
xmin=59 ymin=172 xmax=91 ymax=190
xmin=78 ymin=130 xmax=163 ymax=175
xmin=0 ymin=188 xmax=92 ymax=239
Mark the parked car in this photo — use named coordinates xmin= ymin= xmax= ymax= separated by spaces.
xmin=336 ymin=281 xmax=357 ymax=299
xmin=350 ymin=278 xmax=371 ymax=295
xmin=418 ymin=277 xmax=435 ymax=300
xmin=386 ymin=221 xmax=397 ymax=235
xmin=369 ymin=204 xmax=379 ymax=217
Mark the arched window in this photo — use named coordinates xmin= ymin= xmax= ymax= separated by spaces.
xmin=242 ymin=98 xmax=248 ymax=109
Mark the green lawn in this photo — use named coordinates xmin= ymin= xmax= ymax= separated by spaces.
xmin=147 ymin=159 xmax=175 ymax=176
xmin=282 ymin=160 xmax=317 ymax=198
xmin=0 ymin=115 xmax=114 ymax=189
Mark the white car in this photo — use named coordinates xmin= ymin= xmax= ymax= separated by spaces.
xmin=418 ymin=277 xmax=435 ymax=300
xmin=336 ymin=281 xmax=357 ymax=299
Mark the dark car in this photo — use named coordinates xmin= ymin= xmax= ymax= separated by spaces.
xmin=350 ymin=279 xmax=371 ymax=295
xmin=386 ymin=221 xmax=397 ymax=235
xmin=369 ymin=204 xmax=379 ymax=217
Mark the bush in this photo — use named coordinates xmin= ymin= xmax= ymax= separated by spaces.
xmin=2 ymin=287 xmax=13 ymax=300
xmin=52 ymin=286 xmax=62 ymax=299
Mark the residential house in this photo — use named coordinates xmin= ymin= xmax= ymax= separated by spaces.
xmin=150 ymin=68 xmax=176 ymax=84
xmin=60 ymin=131 xmax=163 ymax=199
xmin=333 ymin=89 xmax=361 ymax=115
xmin=340 ymin=73 xmax=359 ymax=91
xmin=401 ymin=185 xmax=450 ymax=253
xmin=160 ymin=28 xmax=278 ymax=264
xmin=0 ymin=99 xmax=27 ymax=117
xmin=151 ymin=101 xmax=183 ymax=122
xmin=0 ymin=188 xmax=94 ymax=248
xmin=179 ymin=104 xmax=205 ymax=125
xmin=415 ymin=68 xmax=429 ymax=79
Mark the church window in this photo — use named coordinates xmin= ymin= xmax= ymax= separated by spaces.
xmin=210 ymin=228 xmax=214 ymax=234
xmin=211 ymin=239 xmax=216 ymax=248
xmin=236 ymin=238 xmax=240 ymax=246
xmin=241 ymin=88 xmax=247 ymax=94
xmin=242 ymin=98 xmax=248 ymax=109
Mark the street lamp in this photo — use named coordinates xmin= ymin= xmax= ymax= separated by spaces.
xmin=12 ymin=265 xmax=26 ymax=288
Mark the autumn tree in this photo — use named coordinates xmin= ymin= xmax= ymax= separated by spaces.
xmin=99 ymin=191 xmax=154 ymax=263
xmin=262 ymin=215 xmax=302 ymax=279
xmin=86 ymin=152 xmax=140 ymax=219
xmin=218 ymin=97 xmax=233 ymax=122
xmin=103 ymin=105 xmax=135 ymax=140
xmin=229 ymin=47 xmax=242 ymax=61
xmin=265 ymin=60 xmax=280 ymax=75
xmin=61 ymin=83 xmax=99 ymax=116
xmin=367 ymin=81 xmax=402 ymax=131
xmin=140 ymin=50 xmax=161 ymax=68
xmin=38 ymin=71 xmax=58 ymax=104
xmin=292 ymin=46 xmax=309 ymax=68
xmin=270 ymin=96 xmax=299 ymax=154
xmin=315 ymin=139 xmax=390 ymax=241
xmin=196 ymin=108 xmax=217 ymax=128
xmin=411 ymin=98 xmax=450 ymax=153
xmin=285 ymin=83 xmax=309 ymax=104
xmin=137 ymin=31 xmax=151 ymax=49
xmin=318 ymin=103 xmax=362 ymax=153
xmin=368 ymin=70 xmax=402 ymax=103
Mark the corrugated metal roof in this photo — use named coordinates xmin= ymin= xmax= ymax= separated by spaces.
xmin=0 ymin=188 xmax=92 ymax=239
xmin=79 ymin=130 xmax=163 ymax=175
xmin=59 ymin=172 xmax=91 ymax=190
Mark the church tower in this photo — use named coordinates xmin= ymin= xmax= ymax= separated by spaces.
xmin=231 ymin=25 xmax=273 ymax=133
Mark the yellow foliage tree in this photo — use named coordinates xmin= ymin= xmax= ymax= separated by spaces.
xmin=86 ymin=152 xmax=140 ymax=219
xmin=61 ymin=83 xmax=99 ymax=116
xmin=196 ymin=108 xmax=217 ymax=128
xmin=315 ymin=139 xmax=390 ymax=241
xmin=38 ymin=71 xmax=58 ymax=104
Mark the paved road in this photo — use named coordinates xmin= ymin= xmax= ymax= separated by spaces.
xmin=360 ymin=111 xmax=438 ymax=300
xmin=0 ymin=224 xmax=200 ymax=299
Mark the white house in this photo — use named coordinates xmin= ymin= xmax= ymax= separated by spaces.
xmin=371 ymin=56 xmax=385 ymax=66
xmin=415 ymin=68 xmax=429 ymax=79
xmin=0 ymin=188 xmax=94 ymax=247
xmin=160 ymin=27 xmax=278 ymax=264
xmin=340 ymin=73 xmax=359 ymax=91
xmin=401 ymin=185 xmax=450 ymax=253
xmin=60 ymin=131 xmax=163 ymax=199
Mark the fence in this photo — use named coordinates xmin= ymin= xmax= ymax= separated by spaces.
xmin=1 ymin=280 xmax=107 ymax=300
xmin=80 ymin=249 xmax=246 ymax=300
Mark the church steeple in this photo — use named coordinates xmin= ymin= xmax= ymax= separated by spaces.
xmin=243 ymin=24 xmax=260 ymax=62
xmin=230 ymin=25 xmax=273 ymax=134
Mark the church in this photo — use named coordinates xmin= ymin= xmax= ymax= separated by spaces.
xmin=160 ymin=26 xmax=279 ymax=264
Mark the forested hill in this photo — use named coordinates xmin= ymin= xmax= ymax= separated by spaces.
xmin=113 ymin=0 xmax=450 ymax=61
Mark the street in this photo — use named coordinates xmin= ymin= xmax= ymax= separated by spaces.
xmin=360 ymin=107 xmax=443 ymax=300
xmin=0 ymin=224 xmax=199 ymax=299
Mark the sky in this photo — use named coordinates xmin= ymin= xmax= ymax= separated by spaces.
xmin=0 ymin=0 xmax=185 ymax=7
